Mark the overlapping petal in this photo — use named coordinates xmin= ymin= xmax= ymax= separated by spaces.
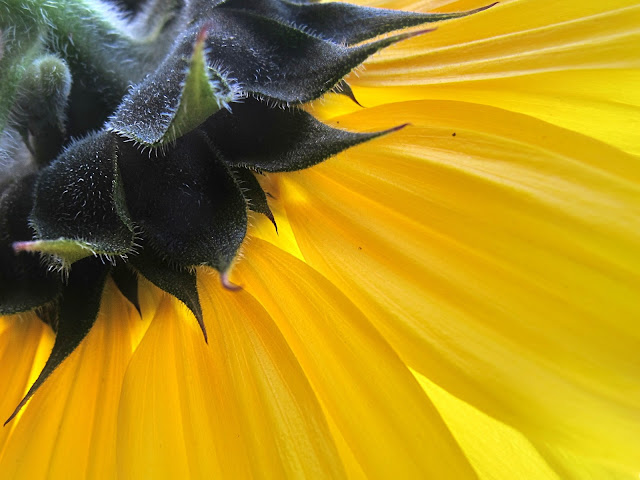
xmin=313 ymin=0 xmax=640 ymax=155
xmin=234 ymin=237 xmax=477 ymax=479
xmin=0 ymin=281 xmax=142 ymax=479
xmin=0 ymin=0 xmax=637 ymax=477
xmin=274 ymin=100 xmax=640 ymax=471
xmin=415 ymin=370 xmax=636 ymax=480
xmin=116 ymin=276 xmax=346 ymax=479
xmin=0 ymin=315 xmax=53 ymax=456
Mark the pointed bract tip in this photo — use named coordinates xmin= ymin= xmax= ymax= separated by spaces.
xmin=363 ymin=27 xmax=437 ymax=53
xmin=410 ymin=27 xmax=437 ymax=37
xmin=12 ymin=241 xmax=39 ymax=254
xmin=199 ymin=321 xmax=209 ymax=344
xmin=333 ymin=81 xmax=364 ymax=108
xmin=397 ymin=27 xmax=437 ymax=42
xmin=387 ymin=123 xmax=411 ymax=134
xmin=351 ymin=97 xmax=364 ymax=108
xmin=197 ymin=21 xmax=213 ymax=44
xmin=4 ymin=397 xmax=26 ymax=426
xmin=443 ymin=2 xmax=498 ymax=16
xmin=192 ymin=300 xmax=208 ymax=344
xmin=221 ymin=272 xmax=242 ymax=291
xmin=373 ymin=123 xmax=410 ymax=139
xmin=479 ymin=2 xmax=499 ymax=12
xmin=267 ymin=213 xmax=278 ymax=234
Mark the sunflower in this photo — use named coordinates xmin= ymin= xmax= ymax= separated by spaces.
xmin=1 ymin=0 xmax=639 ymax=478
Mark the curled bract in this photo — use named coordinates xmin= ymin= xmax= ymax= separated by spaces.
xmin=0 ymin=0 xmax=495 ymax=423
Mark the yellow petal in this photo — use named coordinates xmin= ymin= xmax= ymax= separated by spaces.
xmin=276 ymin=100 xmax=640 ymax=470
xmin=415 ymin=369 xmax=639 ymax=480
xmin=116 ymin=280 xmax=345 ymax=479
xmin=0 ymin=280 xmax=140 ymax=479
xmin=0 ymin=315 xmax=52 ymax=456
xmin=533 ymin=443 xmax=639 ymax=480
xmin=414 ymin=370 xmax=561 ymax=480
xmin=247 ymin=173 xmax=305 ymax=262
xmin=312 ymin=1 xmax=640 ymax=155
xmin=234 ymin=237 xmax=477 ymax=479
xmin=364 ymin=1 xmax=639 ymax=74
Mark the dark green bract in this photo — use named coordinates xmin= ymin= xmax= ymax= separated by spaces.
xmin=0 ymin=0 xmax=494 ymax=423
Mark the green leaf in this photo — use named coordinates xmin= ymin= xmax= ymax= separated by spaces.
xmin=29 ymin=131 xmax=135 ymax=269
xmin=12 ymin=238 xmax=98 ymax=266
xmin=108 ymin=25 xmax=237 ymax=148
xmin=14 ymin=54 xmax=72 ymax=165
xmin=0 ymin=0 xmax=154 ymax=137
xmin=0 ymin=38 xmax=44 ymax=136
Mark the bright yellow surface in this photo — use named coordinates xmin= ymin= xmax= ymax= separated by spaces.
xmin=1 ymin=0 xmax=639 ymax=478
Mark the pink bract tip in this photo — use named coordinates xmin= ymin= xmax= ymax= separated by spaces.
xmin=221 ymin=272 xmax=242 ymax=291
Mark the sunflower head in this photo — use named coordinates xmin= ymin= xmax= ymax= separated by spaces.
xmin=0 ymin=0 xmax=493 ymax=423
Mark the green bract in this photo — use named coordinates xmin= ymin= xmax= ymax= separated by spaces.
xmin=0 ymin=0 xmax=494 ymax=422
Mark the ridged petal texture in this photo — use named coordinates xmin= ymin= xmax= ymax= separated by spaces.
xmin=0 ymin=281 xmax=146 ymax=478
xmin=319 ymin=0 xmax=640 ymax=155
xmin=117 ymin=284 xmax=349 ymax=479
xmin=1 ymin=0 xmax=639 ymax=479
